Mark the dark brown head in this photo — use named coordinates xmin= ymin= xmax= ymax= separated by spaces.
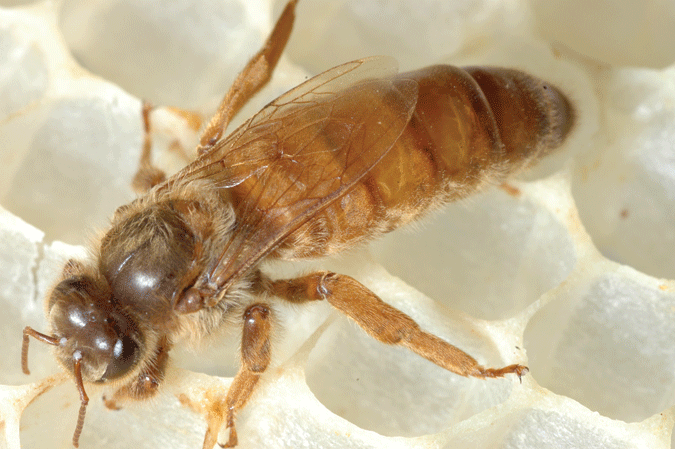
xmin=22 ymin=268 xmax=145 ymax=447
xmin=47 ymin=273 xmax=144 ymax=383
xmin=22 ymin=200 xmax=203 ymax=446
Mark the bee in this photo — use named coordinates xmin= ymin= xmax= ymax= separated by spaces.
xmin=21 ymin=0 xmax=573 ymax=447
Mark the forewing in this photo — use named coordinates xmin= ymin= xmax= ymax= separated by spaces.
xmin=175 ymin=56 xmax=419 ymax=292
xmin=180 ymin=56 xmax=402 ymax=188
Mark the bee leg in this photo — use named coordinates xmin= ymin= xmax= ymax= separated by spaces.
xmin=132 ymin=101 xmax=167 ymax=193
xmin=203 ymin=304 xmax=271 ymax=449
xmin=132 ymin=0 xmax=297 ymax=192
xmin=197 ymin=0 xmax=298 ymax=156
xmin=270 ymin=271 xmax=528 ymax=380
xmin=103 ymin=336 xmax=171 ymax=409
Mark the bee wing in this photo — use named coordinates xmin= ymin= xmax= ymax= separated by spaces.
xmin=182 ymin=56 xmax=405 ymax=188
xmin=177 ymin=56 xmax=419 ymax=293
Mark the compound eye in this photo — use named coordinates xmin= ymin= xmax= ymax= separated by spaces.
xmin=100 ymin=332 xmax=140 ymax=381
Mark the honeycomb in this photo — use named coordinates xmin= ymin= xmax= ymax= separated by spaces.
xmin=1 ymin=0 xmax=675 ymax=448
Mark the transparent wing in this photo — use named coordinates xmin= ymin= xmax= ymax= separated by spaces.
xmin=174 ymin=56 xmax=419 ymax=293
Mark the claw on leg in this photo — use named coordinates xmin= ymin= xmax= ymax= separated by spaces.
xmin=475 ymin=364 xmax=529 ymax=382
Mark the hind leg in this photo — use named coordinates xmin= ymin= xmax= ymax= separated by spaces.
xmin=131 ymin=0 xmax=298 ymax=194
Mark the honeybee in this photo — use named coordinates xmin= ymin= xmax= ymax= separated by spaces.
xmin=21 ymin=0 xmax=573 ymax=447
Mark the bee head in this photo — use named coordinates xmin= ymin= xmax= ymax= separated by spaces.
xmin=47 ymin=273 xmax=143 ymax=383
xmin=22 ymin=261 xmax=145 ymax=447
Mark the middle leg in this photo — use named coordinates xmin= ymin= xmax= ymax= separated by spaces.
xmin=202 ymin=303 xmax=272 ymax=449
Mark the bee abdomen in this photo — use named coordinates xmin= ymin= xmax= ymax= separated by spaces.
xmin=365 ymin=65 xmax=574 ymax=220
xmin=281 ymin=65 xmax=574 ymax=258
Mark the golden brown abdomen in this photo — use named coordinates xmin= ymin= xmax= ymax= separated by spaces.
xmin=277 ymin=65 xmax=574 ymax=259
